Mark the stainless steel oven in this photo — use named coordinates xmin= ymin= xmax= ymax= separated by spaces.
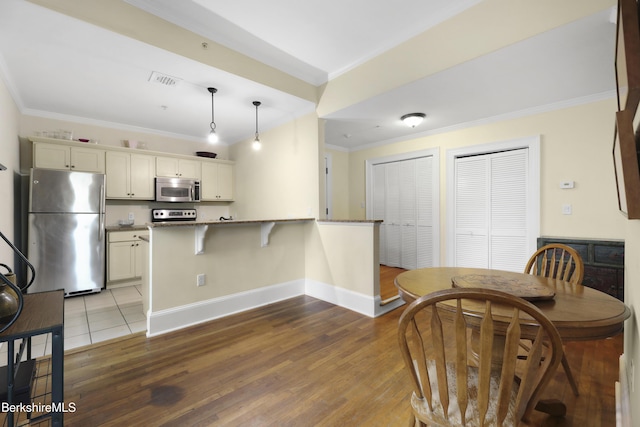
xmin=152 ymin=208 xmax=197 ymax=222
xmin=155 ymin=177 xmax=201 ymax=203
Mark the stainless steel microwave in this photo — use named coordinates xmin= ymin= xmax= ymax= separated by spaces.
xmin=155 ymin=177 xmax=201 ymax=202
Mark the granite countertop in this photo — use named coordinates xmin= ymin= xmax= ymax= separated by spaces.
xmin=147 ymin=217 xmax=316 ymax=228
xmin=105 ymin=225 xmax=150 ymax=232
xmin=317 ymin=219 xmax=383 ymax=223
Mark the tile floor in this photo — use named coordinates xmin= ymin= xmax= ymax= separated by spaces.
xmin=0 ymin=285 xmax=146 ymax=366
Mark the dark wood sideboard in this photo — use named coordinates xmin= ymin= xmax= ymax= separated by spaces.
xmin=537 ymin=237 xmax=625 ymax=301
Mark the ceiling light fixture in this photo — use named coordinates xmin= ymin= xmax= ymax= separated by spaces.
xmin=207 ymin=87 xmax=219 ymax=144
xmin=401 ymin=112 xmax=426 ymax=128
xmin=252 ymin=101 xmax=262 ymax=151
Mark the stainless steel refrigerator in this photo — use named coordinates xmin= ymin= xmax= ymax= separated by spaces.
xmin=28 ymin=168 xmax=105 ymax=296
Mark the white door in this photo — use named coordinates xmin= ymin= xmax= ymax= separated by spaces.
xmin=452 ymin=146 xmax=536 ymax=271
xmin=369 ymin=150 xmax=439 ymax=270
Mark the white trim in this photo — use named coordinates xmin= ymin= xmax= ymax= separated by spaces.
xmin=324 ymin=143 xmax=349 ymax=152
xmin=445 ymin=135 xmax=541 ymax=266
xmin=365 ymin=148 xmax=441 ymax=266
xmin=147 ymin=278 xmax=403 ymax=336
xmin=304 ymin=279 xmax=404 ymax=317
xmin=616 ymin=354 xmax=632 ymax=427
xmin=147 ymin=280 xmax=305 ymax=336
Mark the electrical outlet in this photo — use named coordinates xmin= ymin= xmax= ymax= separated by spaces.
xmin=196 ymin=274 xmax=206 ymax=287
xmin=128 ymin=212 xmax=134 ymax=221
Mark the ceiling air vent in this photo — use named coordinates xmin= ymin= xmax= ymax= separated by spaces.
xmin=148 ymin=71 xmax=182 ymax=87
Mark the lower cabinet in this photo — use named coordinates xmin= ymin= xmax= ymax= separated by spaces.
xmin=107 ymin=230 xmax=149 ymax=288
xmin=537 ymin=237 xmax=625 ymax=301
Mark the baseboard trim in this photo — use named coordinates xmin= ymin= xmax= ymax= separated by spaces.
xmin=147 ymin=279 xmax=404 ymax=336
xmin=616 ymin=354 xmax=631 ymax=427
xmin=147 ymin=280 xmax=305 ymax=337
xmin=305 ymin=279 xmax=404 ymax=318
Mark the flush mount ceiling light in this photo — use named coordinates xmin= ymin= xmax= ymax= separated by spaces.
xmin=207 ymin=87 xmax=219 ymax=144
xmin=252 ymin=101 xmax=262 ymax=151
xmin=401 ymin=112 xmax=426 ymax=128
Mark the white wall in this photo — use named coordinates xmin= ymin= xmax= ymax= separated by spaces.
xmin=0 ymin=68 xmax=21 ymax=266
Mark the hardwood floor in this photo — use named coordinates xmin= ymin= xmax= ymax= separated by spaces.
xmin=380 ymin=265 xmax=406 ymax=302
xmin=47 ymin=294 xmax=620 ymax=426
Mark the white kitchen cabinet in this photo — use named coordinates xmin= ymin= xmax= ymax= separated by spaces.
xmin=201 ymin=161 xmax=234 ymax=201
xmin=34 ymin=142 xmax=105 ymax=173
xmin=105 ymin=151 xmax=155 ymax=200
xmin=107 ymin=230 xmax=148 ymax=287
xmin=156 ymin=156 xmax=201 ymax=179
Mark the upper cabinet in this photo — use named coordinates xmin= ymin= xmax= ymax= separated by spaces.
xmin=156 ymin=156 xmax=201 ymax=179
xmin=105 ymin=151 xmax=155 ymax=200
xmin=30 ymin=137 xmax=234 ymax=203
xmin=201 ymin=162 xmax=234 ymax=201
xmin=34 ymin=142 xmax=105 ymax=173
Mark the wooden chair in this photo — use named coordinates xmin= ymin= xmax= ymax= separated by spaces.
xmin=398 ymin=288 xmax=563 ymax=427
xmin=524 ymin=244 xmax=584 ymax=286
xmin=524 ymin=243 xmax=584 ymax=396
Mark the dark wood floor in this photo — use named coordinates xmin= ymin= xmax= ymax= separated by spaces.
xmin=1 ymin=266 xmax=621 ymax=425
xmin=38 ymin=293 xmax=620 ymax=426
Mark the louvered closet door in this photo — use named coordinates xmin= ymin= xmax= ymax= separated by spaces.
xmin=372 ymin=164 xmax=387 ymax=264
xmin=454 ymin=148 xmax=528 ymax=271
xmin=373 ymin=156 xmax=435 ymax=270
xmin=385 ymin=162 xmax=402 ymax=267
xmin=416 ymin=157 xmax=434 ymax=268
xmin=400 ymin=160 xmax=417 ymax=269
xmin=490 ymin=150 xmax=529 ymax=271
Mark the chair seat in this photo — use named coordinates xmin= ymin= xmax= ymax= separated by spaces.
xmin=412 ymin=361 xmax=518 ymax=426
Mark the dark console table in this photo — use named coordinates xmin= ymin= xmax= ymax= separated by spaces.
xmin=537 ymin=237 xmax=625 ymax=301
xmin=0 ymin=290 xmax=64 ymax=426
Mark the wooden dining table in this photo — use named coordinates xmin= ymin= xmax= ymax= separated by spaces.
xmin=394 ymin=267 xmax=632 ymax=417
xmin=395 ymin=267 xmax=631 ymax=342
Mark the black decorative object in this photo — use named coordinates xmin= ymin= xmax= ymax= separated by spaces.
xmin=0 ymin=230 xmax=36 ymax=333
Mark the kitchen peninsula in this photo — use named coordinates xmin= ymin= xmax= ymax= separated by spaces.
xmin=143 ymin=218 xmax=401 ymax=336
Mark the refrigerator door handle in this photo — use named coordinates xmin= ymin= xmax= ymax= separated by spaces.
xmin=99 ymin=184 xmax=105 ymax=241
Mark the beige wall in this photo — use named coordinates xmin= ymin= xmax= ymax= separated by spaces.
xmin=0 ymin=72 xmax=21 ymax=265
xmin=305 ymin=222 xmax=379 ymax=296
xmin=341 ymin=99 xmax=625 ymax=256
xmin=150 ymin=223 xmax=307 ymax=312
xmin=229 ymin=112 xmax=320 ymax=220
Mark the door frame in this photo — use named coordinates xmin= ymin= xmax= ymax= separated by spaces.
xmin=445 ymin=135 xmax=541 ymax=266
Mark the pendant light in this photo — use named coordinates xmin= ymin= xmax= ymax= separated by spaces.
xmin=252 ymin=101 xmax=262 ymax=151
xmin=207 ymin=87 xmax=219 ymax=144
